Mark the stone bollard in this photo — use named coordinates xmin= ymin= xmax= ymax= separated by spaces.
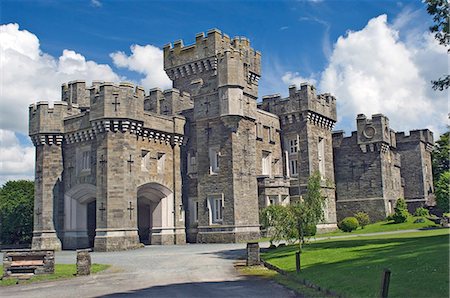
xmin=246 ymin=242 xmax=260 ymax=266
xmin=76 ymin=249 xmax=91 ymax=276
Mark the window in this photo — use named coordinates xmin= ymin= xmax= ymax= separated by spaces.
xmin=318 ymin=137 xmax=325 ymax=178
xmin=82 ymin=151 xmax=90 ymax=170
xmin=256 ymin=123 xmax=263 ymax=140
xmin=262 ymin=151 xmax=272 ymax=176
xmin=209 ymin=148 xmax=220 ymax=174
xmin=267 ymin=195 xmax=278 ymax=206
xmin=290 ymin=159 xmax=298 ymax=176
xmin=209 ymin=195 xmax=223 ymax=224
xmin=194 ymin=201 xmax=199 ymax=222
xmin=188 ymin=152 xmax=197 ymax=173
xmin=157 ymin=153 xmax=165 ymax=173
xmin=289 ymin=139 xmax=298 ymax=154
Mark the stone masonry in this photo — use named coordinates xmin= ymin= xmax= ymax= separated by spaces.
xmin=29 ymin=29 xmax=434 ymax=251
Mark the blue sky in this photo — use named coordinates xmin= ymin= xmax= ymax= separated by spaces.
xmin=0 ymin=0 xmax=448 ymax=183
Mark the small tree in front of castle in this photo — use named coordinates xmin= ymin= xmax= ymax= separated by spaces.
xmin=393 ymin=198 xmax=410 ymax=223
xmin=261 ymin=171 xmax=326 ymax=271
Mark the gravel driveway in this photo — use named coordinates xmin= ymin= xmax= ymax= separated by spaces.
xmin=1 ymin=243 xmax=297 ymax=297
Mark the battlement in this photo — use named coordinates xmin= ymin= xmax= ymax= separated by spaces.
xmin=356 ymin=113 xmax=396 ymax=147
xmin=61 ymin=80 xmax=89 ymax=107
xmin=396 ymin=129 xmax=434 ymax=145
xmin=259 ymin=83 xmax=337 ymax=121
xmin=29 ymin=101 xmax=78 ymax=135
xmin=163 ymin=29 xmax=261 ymax=88
xmin=144 ymin=87 xmax=193 ymax=115
xmin=164 ymin=29 xmax=260 ymax=69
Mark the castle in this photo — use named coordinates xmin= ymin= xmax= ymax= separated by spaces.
xmin=29 ymin=29 xmax=434 ymax=251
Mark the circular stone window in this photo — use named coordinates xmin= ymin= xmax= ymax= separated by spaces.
xmin=363 ymin=126 xmax=376 ymax=139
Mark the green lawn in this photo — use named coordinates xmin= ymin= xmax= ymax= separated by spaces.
xmin=262 ymin=229 xmax=449 ymax=298
xmin=0 ymin=264 xmax=110 ymax=286
xmin=318 ymin=216 xmax=438 ymax=237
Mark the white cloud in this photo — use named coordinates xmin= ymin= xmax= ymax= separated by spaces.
xmin=319 ymin=14 xmax=448 ymax=135
xmin=110 ymin=44 xmax=172 ymax=90
xmin=282 ymin=72 xmax=317 ymax=86
xmin=0 ymin=23 xmax=121 ymax=135
xmin=0 ymin=129 xmax=34 ymax=185
xmin=90 ymin=0 xmax=102 ymax=8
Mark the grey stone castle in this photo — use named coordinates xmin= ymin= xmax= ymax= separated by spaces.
xmin=29 ymin=29 xmax=434 ymax=251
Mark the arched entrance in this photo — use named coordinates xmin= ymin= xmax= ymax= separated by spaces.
xmin=137 ymin=183 xmax=174 ymax=245
xmin=63 ymin=184 xmax=96 ymax=249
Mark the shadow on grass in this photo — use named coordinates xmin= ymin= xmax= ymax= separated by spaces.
xmin=263 ymin=232 xmax=449 ymax=298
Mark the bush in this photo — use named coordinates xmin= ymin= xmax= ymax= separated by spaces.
xmin=303 ymin=223 xmax=317 ymax=237
xmin=393 ymin=198 xmax=410 ymax=223
xmin=338 ymin=217 xmax=359 ymax=232
xmin=414 ymin=218 xmax=426 ymax=223
xmin=354 ymin=212 xmax=370 ymax=229
xmin=414 ymin=207 xmax=430 ymax=217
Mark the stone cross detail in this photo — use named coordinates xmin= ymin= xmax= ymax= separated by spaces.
xmin=99 ymin=155 xmax=107 ymax=169
xmin=361 ymin=161 xmax=369 ymax=172
xmin=112 ymin=96 xmax=120 ymax=112
xmin=127 ymin=154 xmax=134 ymax=172
xmin=98 ymin=202 xmax=106 ymax=221
xmin=35 ymin=208 xmax=42 ymax=224
xmin=127 ymin=202 xmax=134 ymax=220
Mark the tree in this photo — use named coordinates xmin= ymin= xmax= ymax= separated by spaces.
xmin=432 ymin=132 xmax=449 ymax=181
xmin=425 ymin=0 xmax=450 ymax=90
xmin=0 ymin=180 xmax=34 ymax=245
xmin=261 ymin=172 xmax=326 ymax=251
xmin=432 ymin=132 xmax=450 ymax=212
xmin=435 ymin=171 xmax=450 ymax=213
xmin=393 ymin=198 xmax=410 ymax=223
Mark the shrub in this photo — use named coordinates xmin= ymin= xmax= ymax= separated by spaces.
xmin=414 ymin=218 xmax=426 ymax=223
xmin=414 ymin=207 xmax=430 ymax=217
xmin=338 ymin=217 xmax=359 ymax=232
xmin=393 ymin=198 xmax=410 ymax=223
xmin=354 ymin=212 xmax=370 ymax=228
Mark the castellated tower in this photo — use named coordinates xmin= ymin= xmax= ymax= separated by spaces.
xmin=30 ymin=80 xmax=188 ymax=251
xmin=332 ymin=114 xmax=403 ymax=221
xmin=395 ymin=129 xmax=435 ymax=211
xmin=164 ymin=29 xmax=264 ymax=242
xmin=258 ymin=84 xmax=338 ymax=231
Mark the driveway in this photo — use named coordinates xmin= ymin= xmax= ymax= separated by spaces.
xmin=1 ymin=243 xmax=297 ymax=297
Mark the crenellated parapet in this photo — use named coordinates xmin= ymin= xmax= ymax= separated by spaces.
xmin=258 ymin=83 xmax=337 ymax=130
xmin=29 ymin=101 xmax=80 ymax=146
xmin=61 ymin=81 xmax=89 ymax=108
xmin=396 ymin=129 xmax=434 ymax=152
xmin=144 ymin=87 xmax=193 ymax=115
xmin=356 ymin=114 xmax=396 ymax=149
xmin=163 ymin=28 xmax=261 ymax=80
xmin=89 ymin=82 xmax=145 ymax=121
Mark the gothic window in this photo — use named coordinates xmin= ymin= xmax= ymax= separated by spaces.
xmin=208 ymin=194 xmax=223 ymax=224
xmin=290 ymin=159 xmax=298 ymax=176
xmin=256 ymin=122 xmax=263 ymax=140
xmin=209 ymin=147 xmax=220 ymax=174
xmin=157 ymin=153 xmax=165 ymax=174
xmin=77 ymin=148 xmax=91 ymax=174
xmin=289 ymin=139 xmax=298 ymax=154
xmin=262 ymin=151 xmax=272 ymax=176
xmin=318 ymin=137 xmax=325 ymax=178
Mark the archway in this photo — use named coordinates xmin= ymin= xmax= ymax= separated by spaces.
xmin=63 ymin=184 xmax=96 ymax=249
xmin=137 ymin=183 xmax=174 ymax=245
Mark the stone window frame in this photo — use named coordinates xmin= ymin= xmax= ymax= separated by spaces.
xmin=188 ymin=151 xmax=197 ymax=174
xmin=261 ymin=150 xmax=272 ymax=176
xmin=289 ymin=138 xmax=298 ymax=154
xmin=141 ymin=149 xmax=151 ymax=172
xmin=77 ymin=145 xmax=91 ymax=175
xmin=207 ymin=193 xmax=224 ymax=225
xmin=318 ymin=137 xmax=325 ymax=179
xmin=209 ymin=147 xmax=220 ymax=175
xmin=289 ymin=158 xmax=298 ymax=176
xmin=266 ymin=195 xmax=279 ymax=206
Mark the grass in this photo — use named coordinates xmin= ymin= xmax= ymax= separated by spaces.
xmin=0 ymin=264 xmax=110 ymax=286
xmin=319 ymin=216 xmax=438 ymax=237
xmin=238 ymin=265 xmax=328 ymax=297
xmin=262 ymin=229 xmax=449 ymax=298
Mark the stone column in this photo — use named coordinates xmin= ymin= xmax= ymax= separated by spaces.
xmin=172 ymin=138 xmax=186 ymax=244
xmin=76 ymin=249 xmax=91 ymax=276
xmin=246 ymin=242 xmax=260 ymax=266
xmin=32 ymin=142 xmax=63 ymax=251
